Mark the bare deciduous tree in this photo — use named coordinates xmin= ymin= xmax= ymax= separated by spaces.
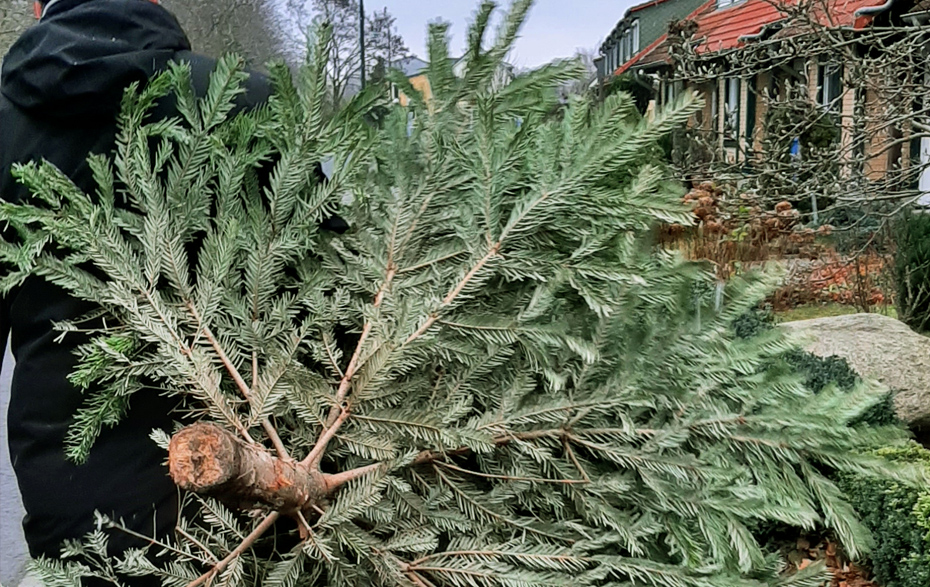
xmin=0 ymin=0 xmax=35 ymax=61
xmin=278 ymin=0 xmax=409 ymax=106
xmin=160 ymin=0 xmax=284 ymax=68
xmin=664 ymin=0 xmax=929 ymax=225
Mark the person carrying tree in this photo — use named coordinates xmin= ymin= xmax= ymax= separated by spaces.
xmin=0 ymin=0 xmax=271 ymax=582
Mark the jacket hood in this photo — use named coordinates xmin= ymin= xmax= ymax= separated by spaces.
xmin=1 ymin=0 xmax=191 ymax=119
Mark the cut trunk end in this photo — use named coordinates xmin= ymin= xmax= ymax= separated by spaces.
xmin=168 ymin=422 xmax=327 ymax=512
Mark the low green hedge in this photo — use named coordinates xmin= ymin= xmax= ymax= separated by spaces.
xmin=731 ymin=307 xmax=926 ymax=582
xmin=836 ymin=444 xmax=930 ymax=587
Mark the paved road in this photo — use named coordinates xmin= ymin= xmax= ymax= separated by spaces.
xmin=1 ymin=340 xmax=32 ymax=587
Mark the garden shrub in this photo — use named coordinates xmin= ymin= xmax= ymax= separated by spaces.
xmin=783 ymin=349 xmax=858 ymax=393
xmin=894 ymin=210 xmax=930 ymax=333
xmin=732 ymin=304 xmax=775 ymax=339
xmin=731 ymin=309 xmax=898 ymax=427
xmin=836 ymin=444 xmax=930 ymax=587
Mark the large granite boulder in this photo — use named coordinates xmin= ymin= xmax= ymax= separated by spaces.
xmin=780 ymin=313 xmax=930 ymax=438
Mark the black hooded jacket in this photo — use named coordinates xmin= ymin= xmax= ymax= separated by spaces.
xmin=0 ymin=0 xmax=271 ymax=563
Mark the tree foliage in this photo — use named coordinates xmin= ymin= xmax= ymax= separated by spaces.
xmin=280 ymin=0 xmax=409 ymax=106
xmin=0 ymin=2 xmax=923 ymax=586
xmin=0 ymin=0 xmax=34 ymax=58
xmin=160 ymin=0 xmax=284 ymax=68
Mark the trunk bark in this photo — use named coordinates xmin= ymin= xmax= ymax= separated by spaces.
xmin=168 ymin=423 xmax=328 ymax=513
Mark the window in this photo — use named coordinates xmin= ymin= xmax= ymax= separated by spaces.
xmin=745 ymin=76 xmax=757 ymax=153
xmin=724 ymin=77 xmax=741 ymax=143
xmin=817 ymin=63 xmax=843 ymax=112
xmin=664 ymin=80 xmax=679 ymax=106
xmin=631 ymin=20 xmax=640 ymax=53
xmin=716 ymin=0 xmax=736 ymax=7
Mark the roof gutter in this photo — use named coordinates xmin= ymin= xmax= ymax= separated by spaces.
xmin=737 ymin=31 xmax=766 ymax=43
xmin=854 ymin=0 xmax=894 ymax=17
xmin=903 ymin=9 xmax=930 ymax=24
xmin=737 ymin=21 xmax=783 ymax=44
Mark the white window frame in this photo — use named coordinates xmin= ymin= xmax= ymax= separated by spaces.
xmin=631 ymin=20 xmax=640 ymax=53
xmin=818 ymin=63 xmax=842 ymax=112
xmin=724 ymin=77 xmax=741 ymax=141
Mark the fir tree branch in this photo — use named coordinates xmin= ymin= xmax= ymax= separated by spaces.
xmin=435 ymin=460 xmax=588 ymax=485
xmin=405 ymin=571 xmax=439 ymax=587
xmin=187 ymin=302 xmax=251 ymax=399
xmin=323 ymin=462 xmax=383 ymax=491
xmin=404 ymin=242 xmax=502 ymax=345
xmin=184 ymin=511 xmax=280 ymax=587
xmin=141 ymin=288 xmax=191 ymax=359
xmin=407 ymin=565 xmax=539 ymax=584
xmin=186 ymin=301 xmax=289 ymax=459
xmin=251 ymin=351 xmax=259 ymax=390
xmin=410 ymin=429 xmax=562 ymax=466
xmin=304 ymin=404 xmax=350 ymax=467
xmin=322 ymin=332 xmax=345 ymax=379
xmin=397 ymin=249 xmax=469 ymax=274
xmin=432 ymin=465 xmax=571 ymax=542
xmin=176 ymin=527 xmax=220 ymax=564
xmin=407 ymin=550 xmax=586 ymax=569
xmin=302 ymin=265 xmax=398 ymax=468
xmin=100 ymin=517 xmax=213 ymax=566
xmin=563 ymin=438 xmax=591 ymax=482
xmin=295 ymin=509 xmax=313 ymax=541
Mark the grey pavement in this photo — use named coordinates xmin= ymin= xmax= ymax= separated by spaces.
xmin=1 ymin=338 xmax=33 ymax=587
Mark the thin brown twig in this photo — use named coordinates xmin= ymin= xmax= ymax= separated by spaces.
xmin=102 ymin=519 xmax=211 ymax=566
xmin=404 ymin=243 xmax=501 ymax=346
xmin=187 ymin=302 xmax=290 ymax=460
xmin=184 ymin=511 xmax=280 ymax=587
xmin=251 ymin=351 xmax=258 ymax=390
xmin=408 ymin=549 xmax=587 ymax=568
xmin=323 ymin=462 xmax=383 ymax=492
xmin=563 ymin=438 xmax=591 ymax=483
xmin=176 ymin=527 xmax=220 ymax=564
xmin=405 ymin=572 xmax=436 ymax=587
xmin=295 ymin=509 xmax=312 ymax=540
xmin=435 ymin=460 xmax=588 ymax=485
xmin=322 ymin=332 xmax=345 ymax=378
xmin=301 ymin=266 xmax=398 ymax=468
xmin=304 ymin=405 xmax=350 ymax=468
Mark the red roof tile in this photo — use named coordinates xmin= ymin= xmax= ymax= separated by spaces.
xmin=692 ymin=0 xmax=791 ymax=54
xmin=690 ymin=0 xmax=887 ymax=55
xmin=615 ymin=34 xmax=670 ymax=75
xmin=611 ymin=0 xmax=888 ymax=75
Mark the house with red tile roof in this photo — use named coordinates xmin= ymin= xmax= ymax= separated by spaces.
xmin=601 ymin=0 xmax=927 ymax=191
xmin=598 ymin=0 xmax=710 ymax=79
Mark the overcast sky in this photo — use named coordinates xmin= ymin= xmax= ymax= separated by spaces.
xmin=367 ymin=1 xmax=637 ymax=69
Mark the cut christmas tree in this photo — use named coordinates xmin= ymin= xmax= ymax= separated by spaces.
xmin=0 ymin=2 xmax=922 ymax=586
